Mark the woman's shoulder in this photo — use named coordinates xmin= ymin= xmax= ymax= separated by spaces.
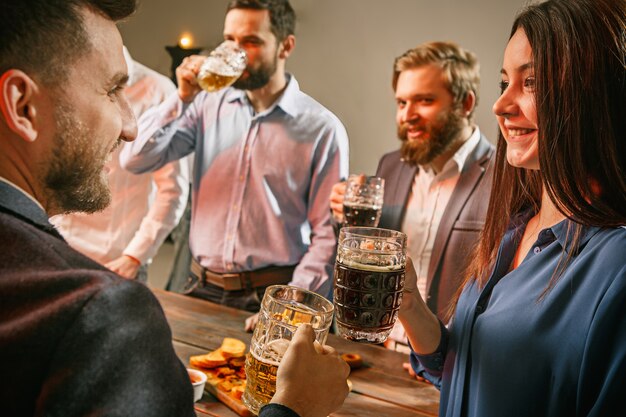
xmin=590 ymin=226 xmax=626 ymax=247
xmin=583 ymin=226 xmax=626 ymax=271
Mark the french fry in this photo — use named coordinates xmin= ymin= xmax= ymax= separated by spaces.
xmin=231 ymin=384 xmax=245 ymax=400
xmin=218 ymin=379 xmax=234 ymax=392
xmin=189 ymin=337 xmax=251 ymax=415
xmin=216 ymin=366 xmax=236 ymax=378
xmin=229 ymin=356 xmax=246 ymax=367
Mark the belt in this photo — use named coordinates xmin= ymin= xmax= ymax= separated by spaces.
xmin=190 ymin=258 xmax=294 ymax=291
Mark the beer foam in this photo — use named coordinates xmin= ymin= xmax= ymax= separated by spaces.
xmin=200 ymin=58 xmax=241 ymax=77
xmin=343 ymin=202 xmax=382 ymax=210
xmin=338 ymin=259 xmax=405 ymax=272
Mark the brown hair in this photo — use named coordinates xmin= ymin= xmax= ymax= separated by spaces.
xmin=0 ymin=0 xmax=136 ymax=86
xmin=392 ymin=41 xmax=481 ymax=121
xmin=227 ymin=0 xmax=296 ymax=42
xmin=457 ymin=0 xmax=626 ymax=313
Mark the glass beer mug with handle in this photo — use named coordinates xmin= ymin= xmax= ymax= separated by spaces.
xmin=342 ymin=175 xmax=385 ymax=227
xmin=197 ymin=40 xmax=247 ymax=92
xmin=334 ymin=227 xmax=407 ymax=343
xmin=243 ymin=285 xmax=334 ymax=415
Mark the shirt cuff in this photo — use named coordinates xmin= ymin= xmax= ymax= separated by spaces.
xmin=410 ymin=318 xmax=448 ymax=379
xmin=259 ymin=403 xmax=301 ymax=417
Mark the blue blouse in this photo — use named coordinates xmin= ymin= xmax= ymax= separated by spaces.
xmin=412 ymin=213 xmax=626 ymax=417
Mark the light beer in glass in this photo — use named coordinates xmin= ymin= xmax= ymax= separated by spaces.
xmin=197 ymin=40 xmax=247 ymax=92
xmin=243 ymin=286 xmax=334 ymax=414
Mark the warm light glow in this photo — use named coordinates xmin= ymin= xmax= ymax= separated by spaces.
xmin=178 ymin=33 xmax=193 ymax=49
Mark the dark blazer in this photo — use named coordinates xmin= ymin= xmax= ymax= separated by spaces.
xmin=0 ymin=182 xmax=195 ymax=417
xmin=376 ymin=135 xmax=494 ymax=321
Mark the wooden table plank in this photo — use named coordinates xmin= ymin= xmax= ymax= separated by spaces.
xmin=154 ymin=289 xmax=440 ymax=417
xmin=337 ymin=393 xmax=437 ymax=417
xmin=176 ymin=338 xmax=437 ymax=417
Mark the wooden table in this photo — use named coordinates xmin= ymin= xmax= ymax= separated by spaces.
xmin=153 ymin=289 xmax=440 ymax=417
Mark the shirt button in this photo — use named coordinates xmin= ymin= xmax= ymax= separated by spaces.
xmin=533 ymin=247 xmax=541 ymax=254
xmin=476 ymin=305 xmax=484 ymax=314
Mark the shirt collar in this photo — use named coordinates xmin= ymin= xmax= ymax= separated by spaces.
xmin=509 ymin=208 xmax=601 ymax=255
xmin=549 ymin=217 xmax=601 ymax=255
xmin=273 ymin=74 xmax=300 ymax=117
xmin=422 ymin=126 xmax=481 ymax=178
xmin=0 ymin=177 xmax=51 ymax=228
xmin=451 ymin=126 xmax=481 ymax=173
xmin=225 ymin=73 xmax=301 ymax=118
xmin=0 ymin=177 xmax=45 ymax=211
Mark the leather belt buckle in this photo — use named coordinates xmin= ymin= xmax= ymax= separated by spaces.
xmin=221 ymin=273 xmax=245 ymax=291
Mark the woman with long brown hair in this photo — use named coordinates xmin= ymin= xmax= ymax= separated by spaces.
xmin=398 ymin=0 xmax=626 ymax=415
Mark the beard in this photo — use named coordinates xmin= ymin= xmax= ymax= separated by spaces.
xmin=232 ymin=53 xmax=277 ymax=91
xmin=398 ymin=107 xmax=465 ymax=167
xmin=42 ymin=101 xmax=117 ymax=215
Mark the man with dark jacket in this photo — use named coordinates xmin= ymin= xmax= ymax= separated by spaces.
xmin=0 ymin=1 xmax=348 ymax=416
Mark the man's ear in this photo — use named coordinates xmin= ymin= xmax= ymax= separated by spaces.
xmin=461 ymin=90 xmax=476 ymax=118
xmin=278 ymin=34 xmax=296 ymax=60
xmin=0 ymin=70 xmax=40 ymax=142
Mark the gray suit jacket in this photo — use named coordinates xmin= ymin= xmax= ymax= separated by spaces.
xmin=376 ymin=135 xmax=494 ymax=320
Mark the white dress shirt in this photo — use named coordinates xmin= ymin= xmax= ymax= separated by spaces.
xmin=120 ymin=75 xmax=349 ymax=296
xmin=388 ymin=127 xmax=482 ymax=345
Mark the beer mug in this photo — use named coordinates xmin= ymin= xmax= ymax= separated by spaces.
xmin=334 ymin=227 xmax=406 ymax=343
xmin=342 ymin=175 xmax=385 ymax=227
xmin=197 ymin=40 xmax=247 ymax=92
xmin=243 ymin=285 xmax=334 ymax=415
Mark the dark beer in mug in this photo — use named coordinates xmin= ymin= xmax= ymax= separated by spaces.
xmin=342 ymin=203 xmax=382 ymax=227
xmin=342 ymin=175 xmax=384 ymax=227
xmin=333 ymin=227 xmax=406 ymax=343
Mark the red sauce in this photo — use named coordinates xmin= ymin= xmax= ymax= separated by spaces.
xmin=188 ymin=370 xmax=202 ymax=384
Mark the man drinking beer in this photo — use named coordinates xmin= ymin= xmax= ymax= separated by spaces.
xmin=121 ymin=0 xmax=349 ymax=330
